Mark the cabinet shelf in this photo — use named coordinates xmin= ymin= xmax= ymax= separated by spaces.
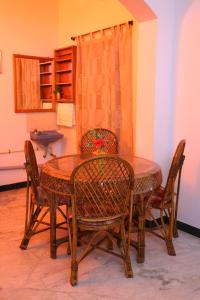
xmin=55 ymin=69 xmax=72 ymax=73
xmin=40 ymin=61 xmax=52 ymax=65
xmin=56 ymin=98 xmax=74 ymax=103
xmin=40 ymin=83 xmax=52 ymax=86
xmin=54 ymin=46 xmax=76 ymax=102
xmin=56 ymin=82 xmax=72 ymax=85
xmin=55 ymin=58 xmax=72 ymax=63
xmin=39 ymin=59 xmax=53 ymax=102
xmin=41 ymin=99 xmax=52 ymax=102
xmin=40 ymin=72 xmax=51 ymax=75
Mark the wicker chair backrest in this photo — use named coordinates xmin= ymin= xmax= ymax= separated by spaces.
xmin=164 ymin=140 xmax=186 ymax=205
xmin=70 ymin=156 xmax=134 ymax=220
xmin=80 ymin=128 xmax=118 ymax=154
xmin=24 ymin=140 xmax=40 ymax=199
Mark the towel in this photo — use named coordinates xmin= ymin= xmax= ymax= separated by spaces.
xmin=42 ymin=102 xmax=52 ymax=109
xmin=56 ymin=103 xmax=75 ymax=127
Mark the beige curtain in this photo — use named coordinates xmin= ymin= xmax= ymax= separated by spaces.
xmin=76 ymin=23 xmax=133 ymax=155
xmin=16 ymin=58 xmax=40 ymax=110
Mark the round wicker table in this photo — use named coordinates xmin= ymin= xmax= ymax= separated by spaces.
xmin=40 ymin=154 xmax=162 ymax=263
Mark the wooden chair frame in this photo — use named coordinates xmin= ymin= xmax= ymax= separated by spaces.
xmin=20 ymin=140 xmax=71 ymax=258
xmin=69 ymin=155 xmax=134 ymax=286
xmin=146 ymin=140 xmax=186 ymax=255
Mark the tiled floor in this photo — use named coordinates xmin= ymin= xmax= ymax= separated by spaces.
xmin=0 ymin=187 xmax=200 ymax=300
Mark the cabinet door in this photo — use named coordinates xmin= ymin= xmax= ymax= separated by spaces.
xmin=13 ymin=54 xmax=55 ymax=112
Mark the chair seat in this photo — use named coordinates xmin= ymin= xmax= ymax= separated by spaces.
xmin=148 ymin=187 xmax=171 ymax=209
xmin=77 ymin=215 xmax=123 ymax=229
xmin=69 ymin=155 xmax=134 ymax=285
xmin=143 ymin=139 xmax=186 ymax=257
xmin=20 ymin=140 xmax=71 ymax=259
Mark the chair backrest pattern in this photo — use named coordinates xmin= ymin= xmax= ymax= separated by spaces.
xmin=80 ymin=128 xmax=118 ymax=154
xmin=24 ymin=140 xmax=40 ymax=199
xmin=70 ymin=156 xmax=134 ymax=220
xmin=163 ymin=140 xmax=186 ymax=205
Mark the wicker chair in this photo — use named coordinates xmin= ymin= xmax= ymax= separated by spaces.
xmin=20 ymin=140 xmax=71 ymax=258
xmin=146 ymin=140 xmax=186 ymax=255
xmin=80 ymin=128 xmax=118 ymax=154
xmin=69 ymin=156 xmax=134 ymax=286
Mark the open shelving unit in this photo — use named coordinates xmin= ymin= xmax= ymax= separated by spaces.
xmin=54 ymin=46 xmax=76 ymax=103
xmin=39 ymin=59 xmax=54 ymax=103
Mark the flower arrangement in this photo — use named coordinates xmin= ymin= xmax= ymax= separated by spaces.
xmin=87 ymin=130 xmax=109 ymax=154
xmin=93 ymin=138 xmax=106 ymax=151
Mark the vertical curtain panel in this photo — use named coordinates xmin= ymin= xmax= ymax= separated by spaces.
xmin=75 ymin=23 xmax=133 ymax=155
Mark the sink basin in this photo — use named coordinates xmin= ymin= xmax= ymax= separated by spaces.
xmin=30 ymin=130 xmax=63 ymax=147
xmin=30 ymin=130 xmax=64 ymax=157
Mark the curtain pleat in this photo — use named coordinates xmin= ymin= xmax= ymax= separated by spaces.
xmin=76 ymin=23 xmax=133 ymax=155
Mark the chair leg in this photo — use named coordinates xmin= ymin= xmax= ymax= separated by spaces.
xmin=106 ymin=230 xmax=114 ymax=250
xmin=167 ymin=207 xmax=179 ymax=238
xmin=173 ymin=167 xmax=183 ymax=238
xmin=165 ymin=238 xmax=176 ymax=256
xmin=161 ymin=209 xmax=176 ymax=256
xmin=20 ymin=205 xmax=41 ymax=250
xmin=137 ymin=196 xmax=145 ymax=263
xmin=120 ymin=223 xmax=133 ymax=278
xmin=70 ymin=222 xmax=78 ymax=286
xmin=173 ymin=218 xmax=179 ymax=238
xmin=173 ymin=191 xmax=179 ymax=238
xmin=167 ymin=207 xmax=176 ymax=256
xmin=50 ymin=195 xmax=57 ymax=259
xmin=67 ymin=207 xmax=72 ymax=255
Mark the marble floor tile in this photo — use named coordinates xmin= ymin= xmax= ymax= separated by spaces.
xmin=0 ymin=188 xmax=200 ymax=300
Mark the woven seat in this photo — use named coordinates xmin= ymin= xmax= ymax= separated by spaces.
xmin=80 ymin=128 xmax=118 ymax=154
xmin=148 ymin=187 xmax=172 ymax=209
xmin=146 ymin=140 xmax=186 ymax=255
xmin=69 ymin=156 xmax=134 ymax=286
xmin=20 ymin=140 xmax=71 ymax=258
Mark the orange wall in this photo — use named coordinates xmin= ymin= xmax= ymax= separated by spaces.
xmin=58 ymin=0 xmax=133 ymax=46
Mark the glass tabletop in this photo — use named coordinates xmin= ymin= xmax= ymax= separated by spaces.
xmin=41 ymin=154 xmax=162 ymax=189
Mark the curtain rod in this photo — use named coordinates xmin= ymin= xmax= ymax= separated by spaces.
xmin=71 ymin=20 xmax=133 ymax=41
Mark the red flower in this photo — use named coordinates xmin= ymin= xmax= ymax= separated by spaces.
xmin=94 ymin=138 xmax=105 ymax=149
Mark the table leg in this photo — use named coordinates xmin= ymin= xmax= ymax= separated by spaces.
xmin=137 ymin=195 xmax=145 ymax=263
xmin=50 ymin=193 xmax=57 ymax=259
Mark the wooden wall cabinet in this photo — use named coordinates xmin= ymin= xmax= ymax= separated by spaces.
xmin=13 ymin=54 xmax=55 ymax=112
xmin=54 ymin=46 xmax=76 ymax=103
xmin=39 ymin=59 xmax=54 ymax=103
xmin=13 ymin=46 xmax=76 ymax=112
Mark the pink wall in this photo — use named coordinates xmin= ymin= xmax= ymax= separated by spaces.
xmin=174 ymin=0 xmax=200 ymax=227
xmin=144 ymin=0 xmax=200 ymax=228
xmin=0 ymin=0 xmax=58 ymax=185
xmin=120 ymin=0 xmax=200 ymax=228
